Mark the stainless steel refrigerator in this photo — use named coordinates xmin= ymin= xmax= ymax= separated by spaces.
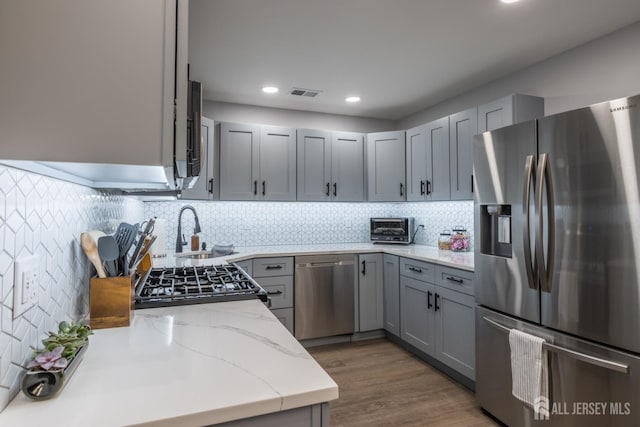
xmin=474 ymin=95 xmax=640 ymax=426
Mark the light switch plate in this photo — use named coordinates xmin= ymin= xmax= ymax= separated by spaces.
xmin=13 ymin=254 xmax=40 ymax=319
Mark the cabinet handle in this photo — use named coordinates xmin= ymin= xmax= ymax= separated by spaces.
xmin=435 ymin=293 xmax=440 ymax=312
xmin=265 ymin=265 xmax=283 ymax=270
xmin=446 ymin=276 xmax=464 ymax=284
xmin=262 ymin=181 xmax=266 ymax=196
xmin=208 ymin=178 xmax=214 ymax=194
xmin=471 ymin=175 xmax=474 ymax=193
xmin=361 ymin=260 xmax=366 ymax=275
xmin=333 ymin=182 xmax=337 ymax=197
xmin=400 ymin=183 xmax=404 ymax=196
xmin=427 ymin=291 xmax=433 ymax=309
xmin=426 ymin=180 xmax=431 ymax=195
xmin=326 ymin=182 xmax=330 ymax=197
xmin=253 ymin=180 xmax=257 ymax=195
xmin=267 ymin=290 xmax=283 ymax=296
xmin=408 ymin=266 xmax=422 ymax=273
xmin=420 ymin=180 xmax=425 ymax=195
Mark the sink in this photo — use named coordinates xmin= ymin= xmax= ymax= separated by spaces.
xmin=175 ymin=250 xmax=239 ymax=259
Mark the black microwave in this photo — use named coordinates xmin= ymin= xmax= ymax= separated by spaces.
xmin=370 ymin=217 xmax=415 ymax=244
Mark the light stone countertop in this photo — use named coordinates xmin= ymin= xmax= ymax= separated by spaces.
xmin=0 ymin=301 xmax=338 ymax=426
xmin=162 ymin=243 xmax=475 ymax=271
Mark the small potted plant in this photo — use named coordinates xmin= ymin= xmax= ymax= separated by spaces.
xmin=21 ymin=321 xmax=93 ymax=400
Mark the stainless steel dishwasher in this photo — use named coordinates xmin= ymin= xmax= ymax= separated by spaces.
xmin=294 ymin=254 xmax=355 ymax=340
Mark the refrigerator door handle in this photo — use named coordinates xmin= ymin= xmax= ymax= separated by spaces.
xmin=522 ymin=155 xmax=537 ymax=289
xmin=535 ymin=153 xmax=556 ymax=293
xmin=483 ymin=317 xmax=630 ymax=374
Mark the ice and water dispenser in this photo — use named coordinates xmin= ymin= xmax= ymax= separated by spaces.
xmin=479 ymin=204 xmax=512 ymax=258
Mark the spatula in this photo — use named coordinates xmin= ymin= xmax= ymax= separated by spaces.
xmin=98 ymin=235 xmax=119 ymax=277
xmin=80 ymin=232 xmax=107 ymax=278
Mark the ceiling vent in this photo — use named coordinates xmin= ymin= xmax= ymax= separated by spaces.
xmin=289 ymin=87 xmax=322 ymax=98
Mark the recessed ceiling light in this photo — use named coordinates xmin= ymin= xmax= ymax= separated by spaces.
xmin=262 ymin=86 xmax=279 ymax=94
xmin=345 ymin=96 xmax=361 ymax=103
xmin=501 ymin=0 xmax=520 ymax=3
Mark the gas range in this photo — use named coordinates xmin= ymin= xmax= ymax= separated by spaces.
xmin=135 ymin=264 xmax=268 ymax=309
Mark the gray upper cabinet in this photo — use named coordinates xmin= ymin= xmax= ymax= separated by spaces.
xmin=366 ymin=131 xmax=406 ymax=201
xmin=406 ymin=118 xmax=450 ymax=201
xmin=220 ymin=123 xmax=295 ymax=201
xmin=297 ymin=129 xmax=332 ymax=201
xmin=220 ymin=123 xmax=260 ymax=200
xmin=477 ymin=94 xmax=544 ymax=133
xmin=181 ymin=117 xmax=218 ymax=200
xmin=259 ymin=126 xmax=296 ymax=201
xmin=296 ymin=130 xmax=364 ymax=202
xmin=449 ymin=108 xmax=477 ymax=200
xmin=383 ymin=254 xmax=400 ymax=336
xmin=0 ymin=0 xmax=183 ymax=188
xmin=331 ymin=132 xmax=365 ymax=202
xmin=359 ymin=254 xmax=384 ymax=332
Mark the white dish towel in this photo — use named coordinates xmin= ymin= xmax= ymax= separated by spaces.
xmin=509 ymin=329 xmax=549 ymax=418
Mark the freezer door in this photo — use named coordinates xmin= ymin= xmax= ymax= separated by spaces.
xmin=538 ymin=95 xmax=640 ymax=353
xmin=473 ymin=120 xmax=540 ymax=322
xmin=476 ymin=306 xmax=640 ymax=427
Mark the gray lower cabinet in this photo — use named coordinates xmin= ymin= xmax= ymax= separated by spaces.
xmin=366 ymin=130 xmax=406 ymax=201
xmin=252 ymin=257 xmax=295 ymax=334
xmin=181 ymin=117 xmax=218 ymax=200
xmin=382 ymin=254 xmax=400 ymax=336
xmin=358 ymin=253 xmax=384 ymax=332
xmin=477 ymin=94 xmax=544 ymax=133
xmin=399 ymin=259 xmax=476 ymax=380
xmin=449 ymin=107 xmax=477 ymax=200
xmin=296 ymin=129 xmax=364 ymax=202
xmin=216 ymin=402 xmax=329 ymax=427
xmin=234 ymin=259 xmax=253 ymax=276
xmin=406 ymin=117 xmax=450 ymax=201
xmin=220 ymin=123 xmax=296 ymax=201
xmin=400 ymin=275 xmax=436 ymax=355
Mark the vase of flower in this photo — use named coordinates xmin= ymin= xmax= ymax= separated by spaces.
xmin=21 ymin=321 xmax=93 ymax=401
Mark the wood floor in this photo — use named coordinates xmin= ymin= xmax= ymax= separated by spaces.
xmin=308 ymin=339 xmax=499 ymax=427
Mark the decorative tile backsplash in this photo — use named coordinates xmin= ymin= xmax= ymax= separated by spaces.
xmin=144 ymin=200 xmax=473 ymax=250
xmin=0 ymin=165 xmax=144 ymax=412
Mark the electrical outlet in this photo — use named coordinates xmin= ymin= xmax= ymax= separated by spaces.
xmin=13 ymin=254 xmax=40 ymax=319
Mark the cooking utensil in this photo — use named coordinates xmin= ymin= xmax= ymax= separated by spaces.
xmin=80 ymin=231 xmax=107 ymax=278
xmin=114 ymin=222 xmax=139 ymax=275
xmin=98 ymin=236 xmax=119 ymax=277
xmin=129 ymin=218 xmax=155 ymax=270
xmin=132 ymin=235 xmax=157 ymax=271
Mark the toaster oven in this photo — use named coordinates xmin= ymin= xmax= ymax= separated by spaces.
xmin=370 ymin=217 xmax=415 ymax=244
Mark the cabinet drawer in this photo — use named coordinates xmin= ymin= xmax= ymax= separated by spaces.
xmin=252 ymin=257 xmax=294 ymax=277
xmin=399 ymin=258 xmax=435 ymax=283
xmin=233 ymin=259 xmax=253 ymax=276
xmin=256 ymin=276 xmax=294 ymax=309
xmin=435 ymin=266 xmax=474 ymax=296
xmin=272 ymin=308 xmax=294 ymax=335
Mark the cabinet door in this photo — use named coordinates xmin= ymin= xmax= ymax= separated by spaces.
xmin=297 ymin=129 xmax=331 ymax=201
xmin=366 ymin=131 xmax=406 ymax=201
xmin=405 ymin=125 xmax=428 ymax=201
xmin=435 ymin=287 xmax=475 ymax=379
xmin=271 ymin=308 xmax=294 ymax=335
xmin=477 ymin=96 xmax=514 ymax=133
xmin=449 ymin=108 xmax=477 ymax=200
xmin=220 ymin=123 xmax=259 ymax=200
xmin=331 ymin=132 xmax=365 ymax=202
xmin=359 ymin=254 xmax=384 ymax=332
xmin=425 ymin=117 xmax=450 ymax=201
xmin=259 ymin=126 xmax=296 ymax=201
xmin=383 ymin=254 xmax=400 ymax=336
xmin=400 ymin=276 xmax=436 ymax=355
xmin=0 ymin=0 xmax=177 ymax=168
xmin=181 ymin=117 xmax=217 ymax=200
xmin=257 ymin=276 xmax=294 ymax=310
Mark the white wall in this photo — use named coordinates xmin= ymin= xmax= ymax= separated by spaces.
xmin=399 ymin=21 xmax=640 ymax=129
xmin=203 ymin=100 xmax=396 ymax=133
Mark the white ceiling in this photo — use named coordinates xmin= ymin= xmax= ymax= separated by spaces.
xmin=188 ymin=0 xmax=640 ymax=120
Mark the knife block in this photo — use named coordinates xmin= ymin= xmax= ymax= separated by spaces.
xmin=89 ymin=274 xmax=135 ymax=329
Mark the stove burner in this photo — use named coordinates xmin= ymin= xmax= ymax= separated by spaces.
xmin=135 ymin=264 xmax=268 ymax=309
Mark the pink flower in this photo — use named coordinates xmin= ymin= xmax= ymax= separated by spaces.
xmin=27 ymin=346 xmax=68 ymax=371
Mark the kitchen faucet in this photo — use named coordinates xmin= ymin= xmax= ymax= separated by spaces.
xmin=175 ymin=205 xmax=202 ymax=253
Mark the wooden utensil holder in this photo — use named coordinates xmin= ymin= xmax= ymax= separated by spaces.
xmin=90 ymin=274 xmax=135 ymax=329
